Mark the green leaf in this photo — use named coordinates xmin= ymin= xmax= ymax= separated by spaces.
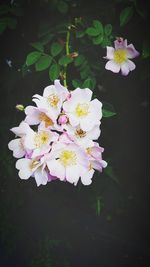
xmin=57 ymin=0 xmax=68 ymax=14
xmin=102 ymin=102 xmax=116 ymax=117
xmin=120 ymin=6 xmax=134 ymax=27
xmin=59 ymin=55 xmax=73 ymax=66
xmin=0 ymin=4 xmax=10 ymax=15
xmin=40 ymin=33 xmax=54 ymax=45
xmin=86 ymin=27 xmax=99 ymax=36
xmin=49 ymin=63 xmax=60 ymax=81
xmin=7 ymin=17 xmax=17 ymax=29
xmin=82 ymin=78 xmax=95 ymax=89
xmin=35 ymin=55 xmax=52 ymax=71
xmin=72 ymin=79 xmax=82 ymax=88
xmin=142 ymin=40 xmax=150 ymax=58
xmin=104 ymin=24 xmax=112 ymax=36
xmin=74 ymin=55 xmax=85 ymax=66
xmin=0 ymin=22 xmax=6 ymax=34
xmin=101 ymin=36 xmax=112 ymax=47
xmin=26 ymin=51 xmax=42 ymax=66
xmin=92 ymin=35 xmax=103 ymax=45
xmin=51 ymin=42 xmax=63 ymax=57
xmin=93 ymin=20 xmax=103 ymax=34
xmin=30 ymin=42 xmax=44 ymax=52
xmin=76 ymin=31 xmax=85 ymax=38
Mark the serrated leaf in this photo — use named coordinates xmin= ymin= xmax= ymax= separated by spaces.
xmin=49 ymin=63 xmax=60 ymax=81
xmin=7 ymin=17 xmax=17 ymax=29
xmin=51 ymin=42 xmax=63 ymax=57
xmin=104 ymin=24 xmax=112 ymax=36
xmin=26 ymin=51 xmax=42 ymax=66
xmin=82 ymin=78 xmax=95 ymax=89
xmin=101 ymin=36 xmax=112 ymax=47
xmin=59 ymin=55 xmax=73 ymax=66
xmin=35 ymin=55 xmax=52 ymax=71
xmin=0 ymin=22 xmax=6 ymax=34
xmin=86 ymin=27 xmax=99 ymax=36
xmin=102 ymin=102 xmax=116 ymax=117
xmin=74 ymin=55 xmax=85 ymax=66
xmin=93 ymin=35 xmax=103 ymax=45
xmin=30 ymin=42 xmax=44 ymax=52
xmin=57 ymin=0 xmax=68 ymax=14
xmin=93 ymin=20 xmax=103 ymax=34
xmin=72 ymin=79 xmax=82 ymax=88
xmin=120 ymin=6 xmax=134 ymax=27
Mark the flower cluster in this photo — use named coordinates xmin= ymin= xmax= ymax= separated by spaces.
xmin=104 ymin=38 xmax=139 ymax=76
xmin=8 ymin=80 xmax=107 ymax=186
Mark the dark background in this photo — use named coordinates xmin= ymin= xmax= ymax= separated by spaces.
xmin=0 ymin=0 xmax=150 ymax=266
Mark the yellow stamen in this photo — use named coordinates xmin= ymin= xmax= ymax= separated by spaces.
xmin=114 ymin=49 xmax=127 ymax=64
xmin=30 ymin=160 xmax=39 ymax=170
xmin=34 ymin=131 xmax=50 ymax=148
xmin=75 ymin=128 xmax=86 ymax=138
xmin=75 ymin=103 xmax=89 ymax=117
xmin=47 ymin=94 xmax=60 ymax=108
xmin=59 ymin=150 xmax=77 ymax=167
xmin=39 ymin=112 xmax=54 ymax=127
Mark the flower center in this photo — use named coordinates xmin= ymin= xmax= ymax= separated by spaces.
xmin=59 ymin=150 xmax=77 ymax=167
xmin=75 ymin=128 xmax=86 ymax=138
xmin=47 ymin=94 xmax=60 ymax=108
xmin=30 ymin=160 xmax=39 ymax=170
xmin=34 ymin=131 xmax=50 ymax=148
xmin=39 ymin=112 xmax=54 ymax=127
xmin=114 ymin=49 xmax=127 ymax=64
xmin=75 ymin=103 xmax=89 ymax=117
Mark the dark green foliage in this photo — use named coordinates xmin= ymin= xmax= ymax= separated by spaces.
xmin=49 ymin=63 xmax=60 ymax=80
xmin=35 ymin=55 xmax=52 ymax=71
xmin=120 ymin=6 xmax=134 ymax=27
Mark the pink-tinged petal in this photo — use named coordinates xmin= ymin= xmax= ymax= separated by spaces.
xmin=25 ymin=106 xmax=40 ymax=125
xmin=87 ymin=125 xmax=101 ymax=140
xmin=114 ymin=39 xmax=127 ymax=49
xmin=54 ymin=79 xmax=69 ymax=100
xmin=105 ymin=60 xmax=120 ymax=73
xmin=120 ymin=62 xmax=130 ymax=76
xmin=81 ymin=169 xmax=94 ymax=185
xmin=71 ymin=88 xmax=93 ymax=102
xmin=127 ymin=60 xmax=136 ymax=71
xmin=8 ymin=139 xmax=25 ymax=158
xmin=47 ymin=159 xmax=65 ymax=181
xmin=10 ymin=121 xmax=30 ymax=137
xmin=105 ymin=46 xmax=115 ymax=59
xmin=34 ymin=168 xmax=48 ymax=186
xmin=16 ymin=158 xmax=32 ymax=179
xmin=92 ymin=159 xmax=107 ymax=171
xmin=127 ymin=44 xmax=140 ymax=59
xmin=68 ymin=114 xmax=79 ymax=127
xmin=47 ymin=173 xmax=58 ymax=182
xmin=43 ymin=85 xmax=56 ymax=97
xmin=65 ymin=165 xmax=80 ymax=184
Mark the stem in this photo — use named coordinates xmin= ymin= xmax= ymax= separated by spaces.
xmin=63 ymin=28 xmax=70 ymax=88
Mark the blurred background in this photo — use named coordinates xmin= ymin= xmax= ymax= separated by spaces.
xmin=0 ymin=0 xmax=150 ymax=266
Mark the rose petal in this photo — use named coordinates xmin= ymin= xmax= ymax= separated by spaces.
xmin=105 ymin=60 xmax=120 ymax=73
xmin=127 ymin=44 xmax=139 ymax=59
xmin=106 ymin=46 xmax=115 ymax=59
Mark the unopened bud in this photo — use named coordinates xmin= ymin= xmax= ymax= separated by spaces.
xmin=70 ymin=52 xmax=79 ymax=58
xmin=58 ymin=114 xmax=68 ymax=125
xmin=16 ymin=104 xmax=25 ymax=111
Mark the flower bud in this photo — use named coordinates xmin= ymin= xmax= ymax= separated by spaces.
xmin=16 ymin=104 xmax=25 ymax=111
xmin=58 ymin=114 xmax=68 ymax=125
